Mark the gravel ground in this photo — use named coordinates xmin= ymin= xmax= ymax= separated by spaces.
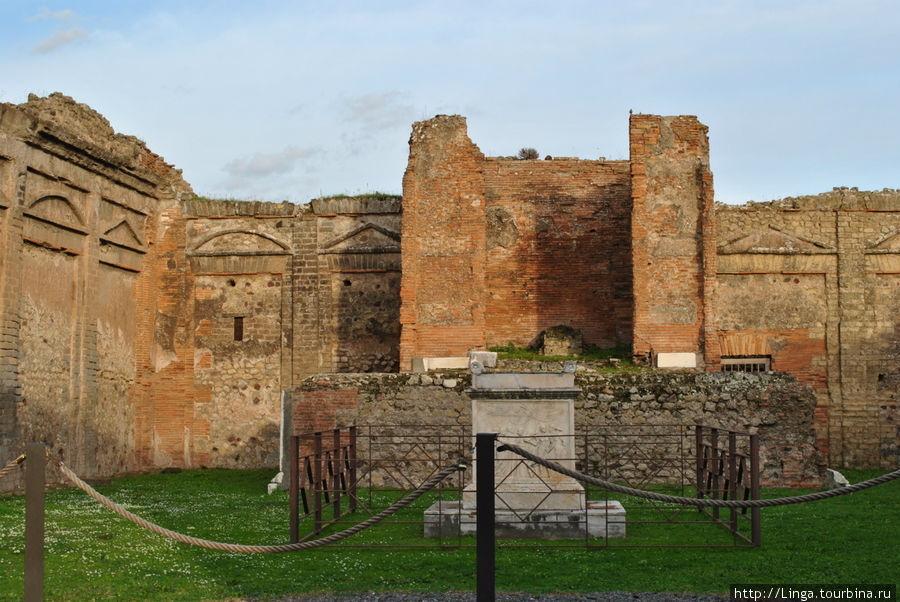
xmin=261 ymin=592 xmax=728 ymax=601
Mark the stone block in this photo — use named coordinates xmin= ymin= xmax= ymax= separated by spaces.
xmin=412 ymin=357 xmax=470 ymax=372
xmin=467 ymin=350 xmax=497 ymax=368
xmin=656 ymin=352 xmax=698 ymax=368
xmin=424 ymin=500 xmax=626 ymax=539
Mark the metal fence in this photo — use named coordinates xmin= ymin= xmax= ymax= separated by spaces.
xmin=288 ymin=423 xmax=760 ymax=548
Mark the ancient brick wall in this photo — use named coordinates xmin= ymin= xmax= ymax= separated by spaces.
xmin=290 ymin=367 xmax=822 ymax=488
xmin=160 ymin=196 xmax=401 ymax=470
xmin=483 ymin=158 xmax=633 ymax=348
xmin=400 ymin=116 xmax=635 ymax=367
xmin=312 ymin=196 xmax=402 ymax=373
xmin=399 ymin=116 xmax=487 ymax=369
xmin=0 ymin=94 xmax=192 ymax=488
xmin=716 ymin=188 xmax=900 ymax=468
xmin=630 ymin=114 xmax=718 ymax=367
xmin=0 ymin=94 xmax=403 ymax=487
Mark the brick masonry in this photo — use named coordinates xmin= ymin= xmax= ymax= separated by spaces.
xmin=0 ymin=94 xmax=895 ymax=491
xmin=630 ymin=114 xmax=718 ymax=368
xmin=400 ymin=116 xmax=634 ymax=365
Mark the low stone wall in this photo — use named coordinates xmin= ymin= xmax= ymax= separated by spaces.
xmin=290 ymin=367 xmax=824 ymax=488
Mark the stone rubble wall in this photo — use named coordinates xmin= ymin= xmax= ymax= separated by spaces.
xmin=291 ymin=368 xmax=823 ymax=488
xmin=717 ymin=188 xmax=900 ymax=468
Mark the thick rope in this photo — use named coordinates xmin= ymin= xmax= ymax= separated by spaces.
xmin=0 ymin=454 xmax=25 ymax=481
xmin=497 ymin=441 xmax=900 ymax=508
xmin=57 ymin=458 xmax=466 ymax=553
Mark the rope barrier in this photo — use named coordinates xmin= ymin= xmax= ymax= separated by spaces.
xmin=0 ymin=454 xmax=25 ymax=481
xmin=57 ymin=458 xmax=466 ymax=553
xmin=497 ymin=441 xmax=900 ymax=509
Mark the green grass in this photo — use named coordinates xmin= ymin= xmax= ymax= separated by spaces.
xmin=489 ymin=343 xmax=641 ymax=370
xmin=0 ymin=468 xmax=897 ymax=600
xmin=313 ymin=192 xmax=401 ymax=202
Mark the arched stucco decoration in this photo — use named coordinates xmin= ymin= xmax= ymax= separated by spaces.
xmin=26 ymin=194 xmax=87 ymax=230
xmin=189 ymin=228 xmax=290 ymax=256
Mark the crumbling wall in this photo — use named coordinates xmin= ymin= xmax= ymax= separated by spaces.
xmin=716 ymin=188 xmax=900 ymax=468
xmin=143 ymin=195 xmax=402 ymax=471
xmin=313 ymin=196 xmax=402 ymax=373
xmin=400 ymin=116 xmax=635 ymax=365
xmin=399 ymin=116 xmax=487 ymax=369
xmin=483 ymin=158 xmax=633 ymax=349
xmin=290 ymin=368 xmax=822 ymax=487
xmin=0 ymin=93 xmax=192 ymax=488
xmin=630 ymin=114 xmax=717 ymax=367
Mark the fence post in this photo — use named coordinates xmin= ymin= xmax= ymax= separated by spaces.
xmin=332 ymin=428 xmax=341 ymax=520
xmin=476 ymin=432 xmax=497 ymax=602
xmin=313 ymin=431 xmax=323 ymax=534
xmin=349 ymin=426 xmax=357 ymax=513
xmin=728 ymin=432 xmax=738 ymax=537
xmin=750 ymin=433 xmax=761 ymax=547
xmin=290 ymin=435 xmax=300 ymax=543
xmin=25 ymin=443 xmax=46 ymax=602
xmin=710 ymin=428 xmax=720 ymax=520
xmin=695 ymin=425 xmax=704 ymax=507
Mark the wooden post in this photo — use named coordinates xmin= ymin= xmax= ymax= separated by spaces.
xmin=313 ymin=432 xmax=323 ymax=533
xmin=728 ymin=432 xmax=738 ymax=536
xmin=349 ymin=426 xmax=357 ymax=513
xmin=289 ymin=436 xmax=300 ymax=543
xmin=25 ymin=443 xmax=46 ymax=602
xmin=695 ymin=425 xmax=704 ymax=505
xmin=710 ymin=428 xmax=719 ymax=520
xmin=750 ymin=433 xmax=761 ymax=547
xmin=332 ymin=428 xmax=341 ymax=520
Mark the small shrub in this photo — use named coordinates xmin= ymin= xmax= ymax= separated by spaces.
xmin=517 ymin=147 xmax=539 ymax=160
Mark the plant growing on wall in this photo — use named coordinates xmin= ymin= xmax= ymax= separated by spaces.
xmin=517 ymin=147 xmax=539 ymax=160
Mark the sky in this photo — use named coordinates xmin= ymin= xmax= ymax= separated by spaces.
xmin=0 ymin=1 xmax=897 ymax=205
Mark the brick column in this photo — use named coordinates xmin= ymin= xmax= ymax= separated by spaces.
xmin=630 ymin=114 xmax=715 ymax=367
xmin=399 ymin=115 xmax=487 ymax=370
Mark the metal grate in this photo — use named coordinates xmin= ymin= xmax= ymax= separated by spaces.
xmin=720 ymin=356 xmax=770 ymax=373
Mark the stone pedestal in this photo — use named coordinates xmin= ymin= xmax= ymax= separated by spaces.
xmin=424 ymin=500 xmax=626 ymax=539
xmin=425 ymin=361 xmax=626 ymax=539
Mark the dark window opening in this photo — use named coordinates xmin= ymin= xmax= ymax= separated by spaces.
xmin=721 ymin=355 xmax=771 ymax=373
xmin=234 ymin=316 xmax=244 ymax=341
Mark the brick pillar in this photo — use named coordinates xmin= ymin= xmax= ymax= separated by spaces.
xmin=0 ymin=148 xmax=23 ymax=487
xmin=291 ymin=215 xmax=322 ymax=378
xmin=399 ymin=115 xmax=487 ymax=370
xmin=630 ymin=114 xmax=715 ymax=367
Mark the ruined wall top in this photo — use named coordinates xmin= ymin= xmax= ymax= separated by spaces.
xmin=717 ymin=188 xmax=899 ymax=212
xmin=409 ymin=114 xmax=470 ymax=145
xmin=0 ymin=92 xmax=192 ymax=197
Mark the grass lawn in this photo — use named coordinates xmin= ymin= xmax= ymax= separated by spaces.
xmin=0 ymin=467 xmax=897 ymax=600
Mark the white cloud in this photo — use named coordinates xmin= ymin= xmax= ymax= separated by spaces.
xmin=28 ymin=8 xmax=74 ymax=22
xmin=345 ymin=92 xmax=415 ymax=131
xmin=31 ymin=27 xmax=86 ymax=53
xmin=223 ymin=146 xmax=319 ymax=178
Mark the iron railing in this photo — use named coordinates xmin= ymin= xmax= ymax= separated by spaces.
xmin=288 ymin=423 xmax=760 ymax=548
